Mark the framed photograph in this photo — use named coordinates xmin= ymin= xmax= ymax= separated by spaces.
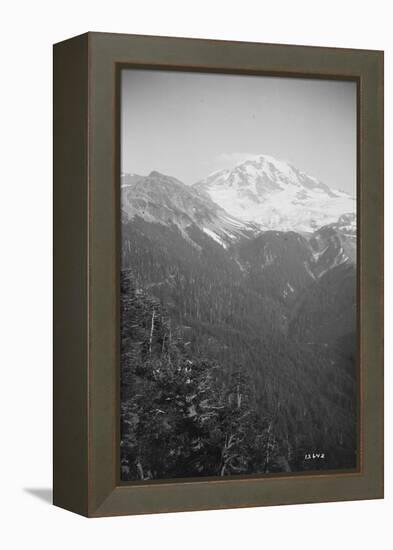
xmin=53 ymin=32 xmax=383 ymax=517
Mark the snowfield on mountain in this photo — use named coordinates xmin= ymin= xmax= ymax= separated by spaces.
xmin=194 ymin=154 xmax=355 ymax=233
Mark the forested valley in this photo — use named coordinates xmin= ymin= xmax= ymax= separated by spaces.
xmin=120 ymin=214 xmax=357 ymax=481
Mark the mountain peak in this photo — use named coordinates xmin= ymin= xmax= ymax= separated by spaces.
xmin=148 ymin=170 xmax=166 ymax=178
xmin=204 ymin=154 xmax=298 ymax=183
xmin=194 ymin=154 xmax=355 ymax=233
xmin=121 ymin=171 xmax=255 ymax=248
xmin=145 ymin=171 xmax=189 ymax=191
xmin=234 ymin=153 xmax=294 ymax=172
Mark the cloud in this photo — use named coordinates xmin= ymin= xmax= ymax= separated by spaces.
xmin=214 ymin=152 xmax=260 ymax=168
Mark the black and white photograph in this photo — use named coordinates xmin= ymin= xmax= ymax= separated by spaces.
xmin=119 ymin=69 xmax=358 ymax=482
xmin=2 ymin=0 xmax=388 ymax=537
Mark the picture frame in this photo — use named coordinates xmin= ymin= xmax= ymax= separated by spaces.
xmin=53 ymin=32 xmax=384 ymax=517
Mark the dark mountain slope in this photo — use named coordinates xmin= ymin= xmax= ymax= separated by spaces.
xmin=120 ymin=170 xmax=358 ymax=477
xmin=235 ymin=231 xmax=314 ymax=307
xmin=290 ymin=262 xmax=356 ymax=346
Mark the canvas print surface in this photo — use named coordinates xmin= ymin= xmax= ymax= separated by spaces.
xmin=120 ymin=69 xmax=357 ymax=482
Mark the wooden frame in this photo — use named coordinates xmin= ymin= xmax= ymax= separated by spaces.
xmin=53 ymin=32 xmax=383 ymax=517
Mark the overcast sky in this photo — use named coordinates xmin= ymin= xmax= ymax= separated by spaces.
xmin=121 ymin=69 xmax=357 ymax=195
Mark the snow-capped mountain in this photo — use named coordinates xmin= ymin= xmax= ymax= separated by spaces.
xmin=194 ymin=154 xmax=355 ymax=233
xmin=121 ymin=171 xmax=256 ymax=248
xmin=308 ymin=212 xmax=356 ymax=278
